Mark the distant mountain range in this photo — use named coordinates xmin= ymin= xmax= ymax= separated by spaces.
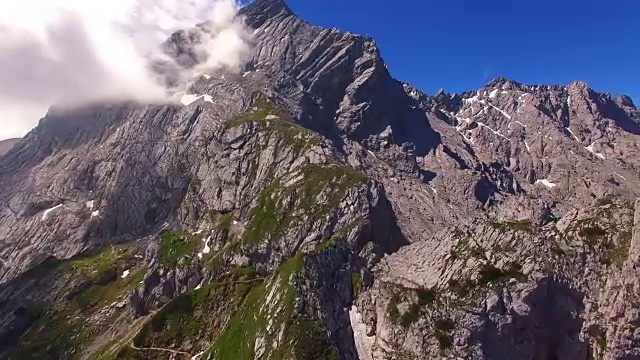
xmin=0 ymin=138 xmax=19 ymax=156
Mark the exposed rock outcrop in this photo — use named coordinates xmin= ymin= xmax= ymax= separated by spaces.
xmin=0 ymin=0 xmax=639 ymax=359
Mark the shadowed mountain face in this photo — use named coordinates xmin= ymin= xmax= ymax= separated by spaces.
xmin=0 ymin=0 xmax=639 ymax=359
xmin=0 ymin=138 xmax=19 ymax=156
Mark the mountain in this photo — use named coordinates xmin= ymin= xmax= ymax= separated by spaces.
xmin=0 ymin=0 xmax=639 ymax=359
xmin=0 ymin=138 xmax=19 ymax=157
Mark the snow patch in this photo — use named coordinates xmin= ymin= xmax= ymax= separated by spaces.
xmin=191 ymin=351 xmax=205 ymax=360
xmin=42 ymin=204 xmax=63 ymax=221
xmin=85 ymin=200 xmax=94 ymax=210
xmin=265 ymin=114 xmax=278 ymax=120
xmin=180 ymin=94 xmax=200 ymax=106
xmin=614 ymin=172 xmax=627 ymax=181
xmin=91 ymin=210 xmax=100 ymax=218
xmin=585 ymin=143 xmax=605 ymax=160
xmin=198 ymin=236 xmax=212 ymax=259
xmin=565 ymin=127 xmax=579 ymax=141
xmin=489 ymin=89 xmax=499 ymax=98
xmin=518 ymin=94 xmax=527 ymax=103
xmin=487 ymin=102 xmax=512 ymax=120
xmin=429 ymin=186 xmax=437 ymax=194
xmin=463 ymin=93 xmax=481 ymax=104
xmin=201 ymin=74 xmax=211 ymax=80
xmin=454 ymin=115 xmax=472 ymax=124
xmin=181 ymin=94 xmax=213 ymax=106
xmin=517 ymin=94 xmax=528 ymax=113
xmin=461 ymin=131 xmax=474 ymax=144
xmin=477 ymin=122 xmax=510 ymax=141
xmin=535 ymin=179 xmax=557 ymax=188
xmin=242 ymin=71 xmax=251 ymax=77
xmin=121 ymin=269 xmax=130 ymax=279
xmin=514 ymin=120 xmax=527 ymax=128
xmin=439 ymin=108 xmax=452 ymax=116
xmin=192 ymin=230 xmax=204 ymax=235
xmin=524 ymin=140 xmax=531 ymax=152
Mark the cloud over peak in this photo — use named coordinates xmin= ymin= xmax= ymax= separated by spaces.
xmin=0 ymin=0 xmax=251 ymax=139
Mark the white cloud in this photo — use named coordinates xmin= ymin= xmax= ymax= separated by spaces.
xmin=0 ymin=0 xmax=251 ymax=140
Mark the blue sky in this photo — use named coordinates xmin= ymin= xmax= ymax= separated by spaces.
xmin=284 ymin=0 xmax=640 ymax=101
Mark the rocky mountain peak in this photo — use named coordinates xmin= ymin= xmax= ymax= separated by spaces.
xmin=485 ymin=76 xmax=521 ymax=89
xmin=240 ymin=0 xmax=295 ymax=28
xmin=617 ymin=94 xmax=636 ymax=108
xmin=568 ymin=79 xmax=590 ymax=91
xmin=567 ymin=80 xmax=593 ymax=99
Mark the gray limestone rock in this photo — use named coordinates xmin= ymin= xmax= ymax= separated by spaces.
xmin=0 ymin=0 xmax=639 ymax=358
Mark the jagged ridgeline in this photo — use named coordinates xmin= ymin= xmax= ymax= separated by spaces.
xmin=1 ymin=0 xmax=640 ymax=359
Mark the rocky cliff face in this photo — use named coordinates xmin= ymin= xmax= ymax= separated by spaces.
xmin=0 ymin=0 xmax=639 ymax=359
xmin=353 ymin=198 xmax=640 ymax=359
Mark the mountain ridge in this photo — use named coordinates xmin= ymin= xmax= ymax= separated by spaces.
xmin=0 ymin=138 xmax=19 ymax=156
